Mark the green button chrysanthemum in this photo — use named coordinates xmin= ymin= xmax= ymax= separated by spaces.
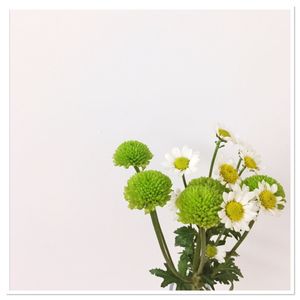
xmin=243 ymin=175 xmax=285 ymax=199
xmin=124 ymin=170 xmax=172 ymax=212
xmin=188 ymin=177 xmax=227 ymax=193
xmin=176 ymin=184 xmax=223 ymax=229
xmin=113 ymin=140 xmax=153 ymax=169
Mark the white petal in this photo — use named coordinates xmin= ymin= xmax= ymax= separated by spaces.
xmin=218 ymin=210 xmax=226 ymax=218
xmin=189 ymin=156 xmax=200 ymax=167
xmin=271 ymin=184 xmax=278 ymax=194
xmin=222 ymin=192 xmax=229 ymax=201
xmin=171 ymin=147 xmax=181 ymax=157
xmin=225 ymin=220 xmax=232 ymax=229
xmin=165 ymin=153 xmax=174 ymax=162
xmin=182 ymin=146 xmax=193 ymax=159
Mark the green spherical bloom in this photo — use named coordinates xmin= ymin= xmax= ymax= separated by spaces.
xmin=113 ymin=140 xmax=153 ymax=169
xmin=124 ymin=170 xmax=172 ymax=212
xmin=188 ymin=177 xmax=227 ymax=193
xmin=176 ymin=185 xmax=223 ymax=229
xmin=243 ymin=175 xmax=285 ymax=199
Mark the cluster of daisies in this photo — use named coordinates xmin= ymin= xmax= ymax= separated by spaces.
xmin=162 ymin=125 xmax=285 ymax=263
xmin=113 ymin=124 xmax=286 ymax=286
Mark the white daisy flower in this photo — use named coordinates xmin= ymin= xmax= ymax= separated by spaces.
xmin=254 ymin=181 xmax=285 ymax=215
xmin=163 ymin=146 xmax=200 ymax=175
xmin=216 ymin=123 xmax=237 ymax=144
xmin=218 ymin=184 xmax=258 ymax=232
xmin=206 ymin=244 xmax=226 ymax=263
xmin=238 ymin=144 xmax=261 ymax=172
xmin=214 ymin=156 xmax=240 ymax=187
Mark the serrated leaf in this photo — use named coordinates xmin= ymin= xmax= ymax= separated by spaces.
xmin=213 ymin=257 xmax=243 ymax=286
xmin=150 ymin=266 xmax=179 ymax=288
xmin=174 ymin=226 xmax=197 ymax=277
xmin=178 ymin=252 xmax=190 ymax=276
xmin=201 ymin=256 xmax=243 ymax=290
xmin=206 ymin=223 xmax=242 ymax=245
xmin=174 ymin=226 xmax=197 ymax=248
xmin=150 ymin=263 xmax=191 ymax=289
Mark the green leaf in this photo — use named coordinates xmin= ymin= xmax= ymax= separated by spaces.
xmin=213 ymin=257 xmax=243 ymax=286
xmin=178 ymin=252 xmax=190 ymax=276
xmin=150 ymin=263 xmax=190 ymax=290
xmin=206 ymin=223 xmax=242 ymax=244
xmin=201 ymin=256 xmax=243 ymax=290
xmin=150 ymin=265 xmax=178 ymax=288
xmin=174 ymin=226 xmax=197 ymax=277
xmin=174 ymin=226 xmax=197 ymax=248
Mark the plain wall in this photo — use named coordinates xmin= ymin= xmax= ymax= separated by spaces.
xmin=10 ymin=10 xmax=290 ymax=291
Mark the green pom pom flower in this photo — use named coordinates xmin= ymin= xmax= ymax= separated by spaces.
xmin=188 ymin=177 xmax=227 ymax=193
xmin=243 ymin=175 xmax=285 ymax=199
xmin=113 ymin=140 xmax=153 ymax=169
xmin=124 ymin=170 xmax=172 ymax=212
xmin=176 ymin=185 xmax=223 ymax=228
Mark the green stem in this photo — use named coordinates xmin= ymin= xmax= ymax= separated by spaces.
xmin=236 ymin=158 xmax=242 ymax=171
xmin=133 ymin=163 xmax=190 ymax=283
xmin=238 ymin=166 xmax=246 ymax=177
xmin=150 ymin=210 xmax=190 ymax=283
xmin=182 ymin=174 xmax=187 ymax=188
xmin=192 ymin=227 xmax=202 ymax=272
xmin=209 ymin=140 xmax=222 ymax=177
xmin=226 ymin=220 xmax=255 ymax=257
xmin=215 ymin=227 xmax=225 ymax=245
xmin=197 ymin=227 xmax=207 ymax=275
xmin=133 ymin=166 xmax=140 ymax=173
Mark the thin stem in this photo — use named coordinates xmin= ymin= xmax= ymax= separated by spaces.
xmin=238 ymin=166 xmax=246 ymax=177
xmin=197 ymin=227 xmax=207 ymax=275
xmin=133 ymin=161 xmax=190 ymax=283
xmin=226 ymin=220 xmax=255 ymax=257
xmin=215 ymin=227 xmax=226 ymax=245
xmin=209 ymin=140 xmax=222 ymax=177
xmin=182 ymin=174 xmax=187 ymax=188
xmin=236 ymin=158 xmax=242 ymax=171
xmin=133 ymin=166 xmax=140 ymax=173
xmin=192 ymin=227 xmax=202 ymax=272
xmin=150 ymin=210 xmax=175 ymax=270
xmin=150 ymin=210 xmax=190 ymax=283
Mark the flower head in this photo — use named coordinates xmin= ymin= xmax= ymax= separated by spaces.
xmin=218 ymin=184 xmax=258 ymax=232
xmin=176 ymin=184 xmax=223 ymax=229
xmin=206 ymin=244 xmax=226 ymax=263
xmin=124 ymin=170 xmax=172 ymax=212
xmin=188 ymin=176 xmax=227 ymax=194
xmin=254 ymin=181 xmax=285 ymax=214
xmin=163 ymin=146 xmax=200 ymax=175
xmin=215 ymin=157 xmax=240 ymax=187
xmin=216 ymin=124 xmax=237 ymax=143
xmin=239 ymin=144 xmax=261 ymax=172
xmin=242 ymin=175 xmax=285 ymax=214
xmin=113 ymin=140 xmax=153 ymax=169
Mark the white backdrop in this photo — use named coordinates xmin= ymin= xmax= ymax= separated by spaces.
xmin=10 ymin=10 xmax=290 ymax=291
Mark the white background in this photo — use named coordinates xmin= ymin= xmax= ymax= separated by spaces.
xmin=9 ymin=10 xmax=290 ymax=291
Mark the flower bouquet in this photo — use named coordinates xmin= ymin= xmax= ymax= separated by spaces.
xmin=113 ymin=125 xmax=286 ymax=290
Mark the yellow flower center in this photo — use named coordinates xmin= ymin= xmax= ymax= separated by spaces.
xmin=244 ymin=156 xmax=258 ymax=170
xmin=220 ymin=164 xmax=239 ymax=184
xmin=218 ymin=128 xmax=231 ymax=138
xmin=225 ymin=200 xmax=244 ymax=221
xmin=259 ymin=190 xmax=276 ymax=209
xmin=174 ymin=157 xmax=190 ymax=171
xmin=206 ymin=244 xmax=217 ymax=258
